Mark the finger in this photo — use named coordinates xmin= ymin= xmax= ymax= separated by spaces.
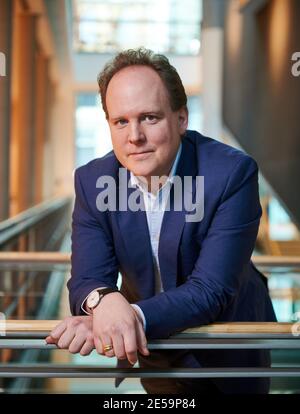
xmin=57 ymin=330 xmax=76 ymax=349
xmin=123 ymin=330 xmax=138 ymax=365
xmin=68 ymin=334 xmax=87 ymax=354
xmin=135 ymin=319 xmax=149 ymax=356
xmin=50 ymin=320 xmax=67 ymax=340
xmin=80 ymin=340 xmax=94 ymax=356
xmin=101 ymin=335 xmax=115 ymax=358
xmin=45 ymin=336 xmax=57 ymax=344
xmin=94 ymin=336 xmax=104 ymax=355
xmin=111 ymin=334 xmax=126 ymax=360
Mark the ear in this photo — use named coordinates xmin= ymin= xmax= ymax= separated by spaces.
xmin=178 ymin=106 xmax=188 ymax=135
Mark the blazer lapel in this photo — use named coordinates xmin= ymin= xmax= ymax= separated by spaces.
xmin=116 ymin=169 xmax=156 ymax=299
xmin=158 ymin=136 xmax=198 ymax=291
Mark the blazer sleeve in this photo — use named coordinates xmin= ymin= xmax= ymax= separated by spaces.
xmin=67 ymin=168 xmax=119 ymax=315
xmin=136 ymin=155 xmax=262 ymax=339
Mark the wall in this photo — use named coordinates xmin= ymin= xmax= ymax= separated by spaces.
xmin=223 ymin=0 xmax=300 ymax=226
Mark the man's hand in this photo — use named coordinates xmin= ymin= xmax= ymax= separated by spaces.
xmin=93 ymin=292 xmax=149 ymax=365
xmin=45 ymin=315 xmax=94 ymax=356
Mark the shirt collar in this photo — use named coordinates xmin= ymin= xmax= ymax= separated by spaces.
xmin=130 ymin=142 xmax=182 ymax=192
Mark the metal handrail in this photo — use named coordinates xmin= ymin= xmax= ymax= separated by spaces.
xmin=0 ymin=321 xmax=299 ymax=380
xmin=2 ymin=244 xmax=71 ymax=394
xmin=0 ymin=197 xmax=71 ymax=231
xmin=0 ymin=196 xmax=72 ymax=247
xmin=1 ymin=320 xmax=299 ymax=343
xmin=1 ymin=252 xmax=300 ymax=267
xmin=2 ymin=338 xmax=300 ymax=350
xmin=1 ymin=366 xmax=300 ymax=379
xmin=1 ymin=320 xmax=295 ymax=334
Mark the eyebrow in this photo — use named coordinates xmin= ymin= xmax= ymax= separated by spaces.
xmin=110 ymin=110 xmax=164 ymax=122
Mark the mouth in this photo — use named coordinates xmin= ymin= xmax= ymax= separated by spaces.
xmin=128 ymin=150 xmax=154 ymax=159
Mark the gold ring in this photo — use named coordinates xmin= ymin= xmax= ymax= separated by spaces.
xmin=103 ymin=344 xmax=113 ymax=352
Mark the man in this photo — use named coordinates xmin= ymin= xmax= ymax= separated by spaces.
xmin=46 ymin=48 xmax=276 ymax=394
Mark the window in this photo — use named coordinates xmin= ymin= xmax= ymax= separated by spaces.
xmin=75 ymin=93 xmax=112 ymax=167
xmin=73 ymin=0 xmax=202 ymax=55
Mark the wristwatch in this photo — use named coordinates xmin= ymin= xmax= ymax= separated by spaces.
xmin=86 ymin=287 xmax=119 ymax=312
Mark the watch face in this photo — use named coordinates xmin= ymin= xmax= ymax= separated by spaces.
xmin=87 ymin=291 xmax=100 ymax=308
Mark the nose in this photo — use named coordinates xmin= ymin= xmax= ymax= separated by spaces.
xmin=128 ymin=122 xmax=146 ymax=144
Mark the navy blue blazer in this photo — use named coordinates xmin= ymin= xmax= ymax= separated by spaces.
xmin=68 ymin=130 xmax=276 ymax=393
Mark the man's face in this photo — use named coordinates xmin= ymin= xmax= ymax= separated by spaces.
xmin=105 ymin=65 xmax=188 ymax=182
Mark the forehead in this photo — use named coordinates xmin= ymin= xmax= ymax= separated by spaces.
xmin=106 ymin=66 xmax=171 ymax=117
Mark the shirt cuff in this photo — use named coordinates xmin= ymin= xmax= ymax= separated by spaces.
xmin=131 ymin=304 xmax=146 ymax=331
xmin=80 ymin=287 xmax=109 ymax=315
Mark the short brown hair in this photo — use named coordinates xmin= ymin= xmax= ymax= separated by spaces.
xmin=97 ymin=47 xmax=187 ymax=119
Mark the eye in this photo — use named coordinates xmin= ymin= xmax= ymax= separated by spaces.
xmin=115 ymin=119 xmax=127 ymax=127
xmin=143 ymin=115 xmax=158 ymax=123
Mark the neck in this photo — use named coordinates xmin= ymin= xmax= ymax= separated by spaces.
xmin=138 ymin=174 xmax=169 ymax=195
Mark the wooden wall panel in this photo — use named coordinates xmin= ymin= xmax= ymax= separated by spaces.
xmin=0 ymin=0 xmax=13 ymax=220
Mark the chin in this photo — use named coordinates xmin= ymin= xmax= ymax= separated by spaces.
xmin=127 ymin=160 xmax=156 ymax=176
xmin=130 ymin=166 xmax=153 ymax=178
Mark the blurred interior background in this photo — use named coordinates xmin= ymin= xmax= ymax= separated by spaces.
xmin=0 ymin=0 xmax=300 ymax=394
